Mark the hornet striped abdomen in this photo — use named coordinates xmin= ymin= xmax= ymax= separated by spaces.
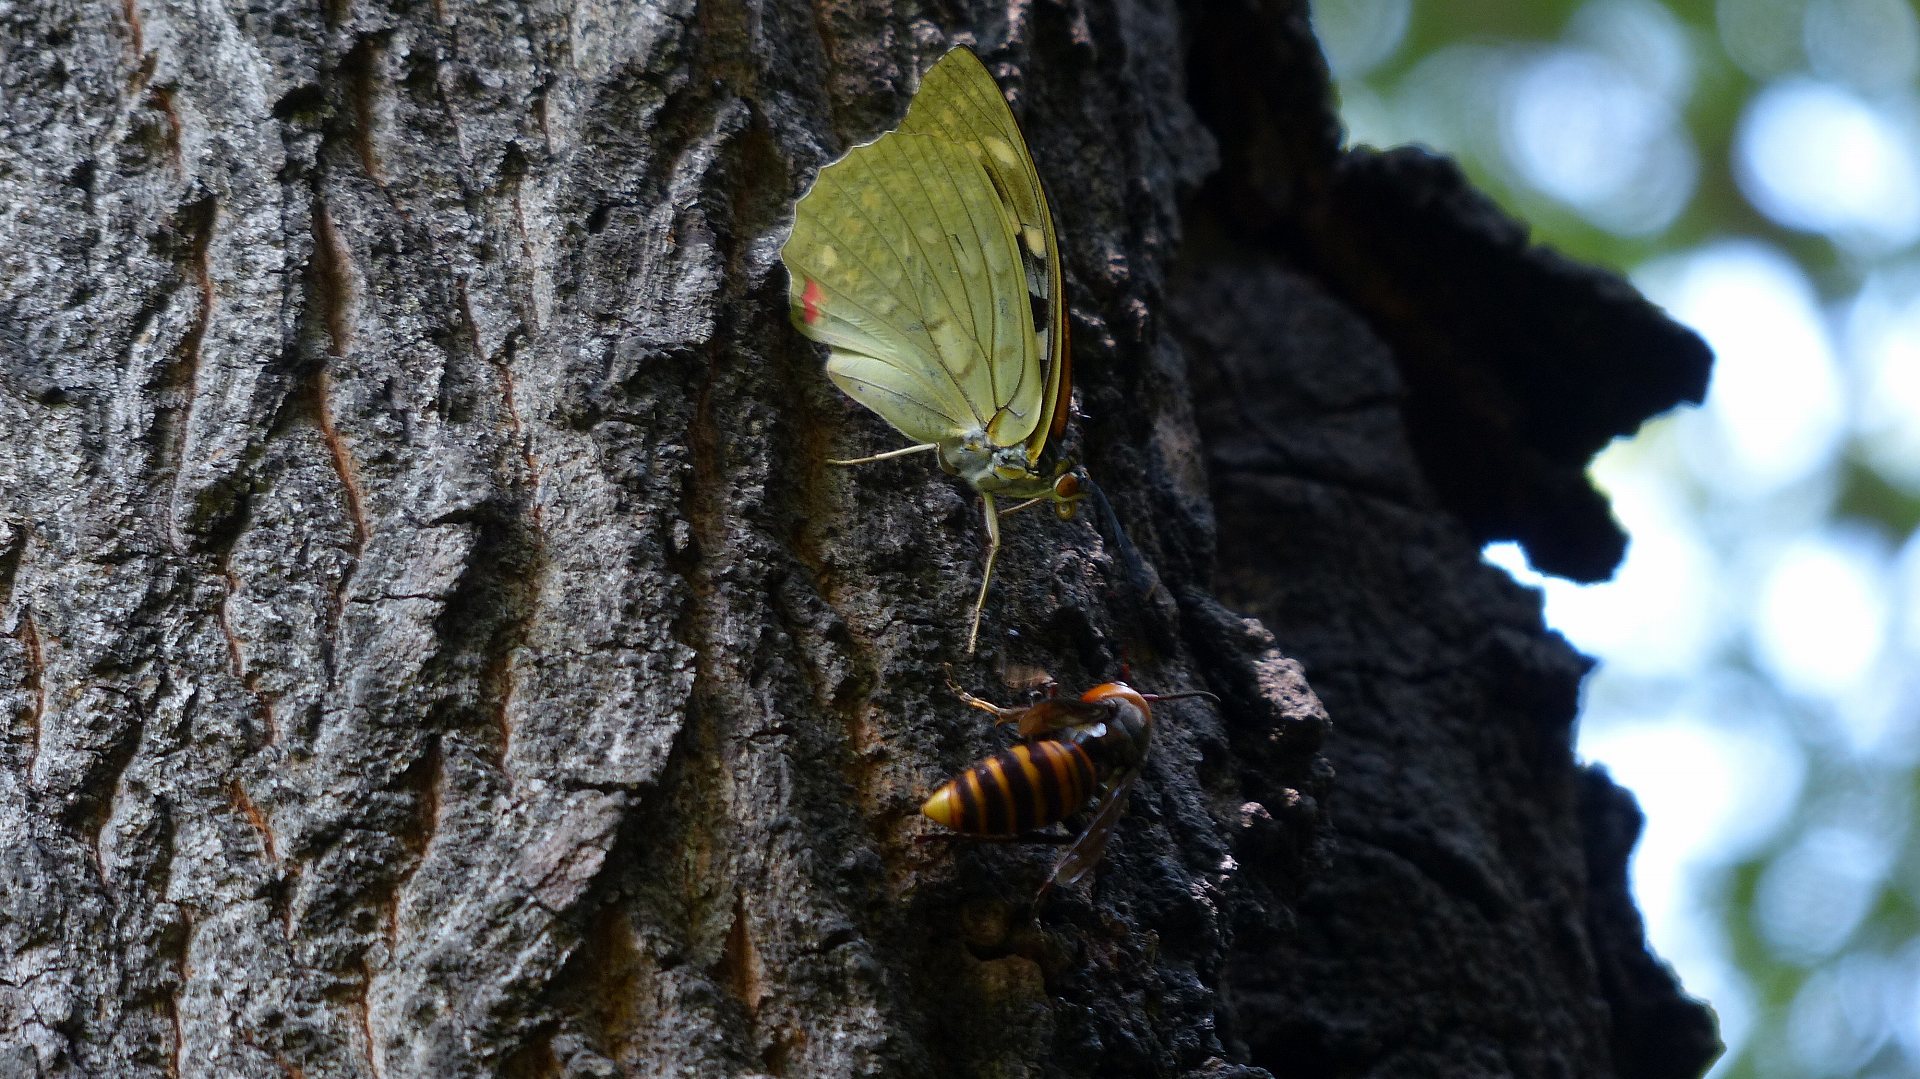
xmin=921 ymin=739 xmax=1098 ymax=835
xmin=923 ymin=680 xmax=1220 ymax=902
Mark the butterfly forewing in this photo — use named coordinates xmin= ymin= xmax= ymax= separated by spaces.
xmin=901 ymin=49 xmax=1051 ymax=252
xmin=785 ymin=131 xmax=1042 ymax=447
xmin=899 ymin=46 xmax=1071 ymax=459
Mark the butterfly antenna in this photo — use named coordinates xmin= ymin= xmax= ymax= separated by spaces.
xmin=827 ymin=442 xmax=938 ymax=467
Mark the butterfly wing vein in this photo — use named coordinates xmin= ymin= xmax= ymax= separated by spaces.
xmin=786 ymin=130 xmax=1041 ymax=449
xmin=783 ymin=45 xmax=1062 ymax=460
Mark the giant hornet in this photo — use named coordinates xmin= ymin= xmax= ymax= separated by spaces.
xmin=920 ymin=679 xmax=1219 ymax=902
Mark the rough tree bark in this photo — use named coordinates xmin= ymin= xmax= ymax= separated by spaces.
xmin=0 ymin=0 xmax=1719 ymax=1077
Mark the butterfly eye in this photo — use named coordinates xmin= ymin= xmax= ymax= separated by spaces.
xmin=1048 ymin=471 xmax=1088 ymax=519
xmin=991 ymin=452 xmax=1031 ymax=482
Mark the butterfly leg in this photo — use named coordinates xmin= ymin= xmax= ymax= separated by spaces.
xmin=827 ymin=442 xmax=938 ymax=466
xmin=966 ymin=493 xmax=1000 ymax=654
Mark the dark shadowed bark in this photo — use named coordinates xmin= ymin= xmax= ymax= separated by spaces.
xmin=0 ymin=1 xmax=1717 ymax=1076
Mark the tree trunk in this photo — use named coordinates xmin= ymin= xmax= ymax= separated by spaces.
xmin=0 ymin=1 xmax=1718 ymax=1077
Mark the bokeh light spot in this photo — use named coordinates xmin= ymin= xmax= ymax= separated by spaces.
xmin=1750 ymin=532 xmax=1892 ymax=711
xmin=1311 ymin=0 xmax=1413 ymax=81
xmin=1636 ymin=242 xmax=1845 ymax=496
xmin=1485 ymin=463 xmax=1724 ymax=678
xmin=1804 ymin=0 xmax=1920 ymax=92
xmin=1503 ymin=47 xmax=1696 ymax=235
xmin=1736 ymin=79 xmax=1920 ymax=251
xmin=1571 ymin=0 xmax=1695 ymax=101
xmin=1849 ymin=271 xmax=1920 ymax=491
xmin=1786 ymin=956 xmax=1897 ymax=1074
xmin=1582 ymin=708 xmax=1802 ymax=938
xmin=1754 ymin=827 xmax=1889 ymax=963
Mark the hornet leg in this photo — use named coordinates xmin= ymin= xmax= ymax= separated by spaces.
xmin=967 ymin=494 xmax=1001 ymax=654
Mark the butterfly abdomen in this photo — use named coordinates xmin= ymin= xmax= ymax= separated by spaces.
xmin=921 ymin=739 xmax=1097 ymax=835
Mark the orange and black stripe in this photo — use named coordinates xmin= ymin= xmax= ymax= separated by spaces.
xmin=922 ymin=740 xmax=1098 ymax=835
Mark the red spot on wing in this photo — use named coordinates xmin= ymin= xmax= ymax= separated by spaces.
xmin=801 ymin=279 xmax=825 ymax=325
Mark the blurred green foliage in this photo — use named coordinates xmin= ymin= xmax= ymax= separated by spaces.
xmin=1344 ymin=0 xmax=1898 ymax=286
xmin=1318 ymin=1 xmax=1920 ymax=1075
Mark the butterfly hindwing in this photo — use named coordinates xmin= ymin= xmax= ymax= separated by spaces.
xmin=785 ymin=129 xmax=1042 ymax=448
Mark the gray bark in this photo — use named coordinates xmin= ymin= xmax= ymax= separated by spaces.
xmin=0 ymin=1 xmax=1713 ymax=1077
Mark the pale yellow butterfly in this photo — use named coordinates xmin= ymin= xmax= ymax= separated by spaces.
xmin=782 ymin=45 xmax=1084 ymax=653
